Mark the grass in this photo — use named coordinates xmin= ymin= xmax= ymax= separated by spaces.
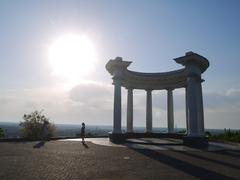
xmin=207 ymin=129 xmax=240 ymax=143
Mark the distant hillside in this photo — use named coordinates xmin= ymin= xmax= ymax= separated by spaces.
xmin=0 ymin=122 xmax=232 ymax=138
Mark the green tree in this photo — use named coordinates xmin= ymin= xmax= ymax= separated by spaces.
xmin=0 ymin=128 xmax=5 ymax=138
xmin=19 ymin=110 xmax=55 ymax=140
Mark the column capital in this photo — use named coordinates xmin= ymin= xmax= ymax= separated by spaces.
xmin=166 ymin=88 xmax=175 ymax=91
xmin=112 ymin=76 xmax=123 ymax=81
xmin=146 ymin=89 xmax=153 ymax=92
xmin=187 ymin=72 xmax=201 ymax=79
xmin=187 ymin=74 xmax=202 ymax=84
xmin=126 ymin=86 xmax=134 ymax=90
xmin=112 ymin=77 xmax=122 ymax=86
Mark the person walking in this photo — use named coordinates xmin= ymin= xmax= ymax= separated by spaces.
xmin=42 ymin=120 xmax=49 ymax=141
xmin=81 ymin=122 xmax=85 ymax=143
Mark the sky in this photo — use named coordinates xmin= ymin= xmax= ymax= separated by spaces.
xmin=0 ymin=0 xmax=240 ymax=129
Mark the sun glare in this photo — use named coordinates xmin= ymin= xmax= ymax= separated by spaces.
xmin=49 ymin=34 xmax=97 ymax=84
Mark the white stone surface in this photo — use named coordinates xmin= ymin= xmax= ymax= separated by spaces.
xmin=127 ymin=88 xmax=133 ymax=133
xmin=185 ymin=87 xmax=189 ymax=134
xmin=187 ymin=76 xmax=199 ymax=136
xmin=167 ymin=89 xmax=174 ymax=133
xmin=197 ymin=82 xmax=204 ymax=136
xmin=113 ymin=79 xmax=122 ymax=134
xmin=106 ymin=52 xmax=210 ymax=138
xmin=60 ymin=138 xmax=240 ymax=151
xmin=146 ymin=90 xmax=152 ymax=133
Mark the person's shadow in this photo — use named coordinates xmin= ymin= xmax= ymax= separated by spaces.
xmin=33 ymin=141 xmax=45 ymax=148
xmin=82 ymin=141 xmax=89 ymax=148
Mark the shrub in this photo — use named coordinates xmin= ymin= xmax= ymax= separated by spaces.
xmin=205 ymin=131 xmax=211 ymax=137
xmin=0 ymin=128 xmax=4 ymax=138
xmin=208 ymin=129 xmax=240 ymax=143
xmin=19 ymin=110 xmax=55 ymax=140
xmin=177 ymin=129 xmax=186 ymax=134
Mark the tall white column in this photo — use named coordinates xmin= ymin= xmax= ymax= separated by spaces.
xmin=127 ymin=88 xmax=133 ymax=133
xmin=185 ymin=87 xmax=189 ymax=135
xmin=113 ymin=79 xmax=122 ymax=134
xmin=197 ymin=82 xmax=204 ymax=136
xmin=146 ymin=90 xmax=152 ymax=133
xmin=167 ymin=89 xmax=174 ymax=133
xmin=187 ymin=76 xmax=199 ymax=136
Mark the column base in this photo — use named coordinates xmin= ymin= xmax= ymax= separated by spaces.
xmin=109 ymin=132 xmax=126 ymax=144
xmin=183 ymin=136 xmax=208 ymax=148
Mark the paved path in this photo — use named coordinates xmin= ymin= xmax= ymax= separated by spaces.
xmin=62 ymin=137 xmax=240 ymax=151
xmin=0 ymin=139 xmax=240 ymax=179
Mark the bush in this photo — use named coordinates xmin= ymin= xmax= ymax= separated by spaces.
xmin=208 ymin=129 xmax=240 ymax=143
xmin=177 ymin=129 xmax=186 ymax=134
xmin=0 ymin=128 xmax=4 ymax=138
xmin=205 ymin=131 xmax=211 ymax=137
xmin=19 ymin=110 xmax=55 ymax=140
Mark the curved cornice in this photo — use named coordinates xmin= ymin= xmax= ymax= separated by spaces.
xmin=126 ymin=68 xmax=186 ymax=78
xmin=122 ymin=68 xmax=188 ymax=90
xmin=106 ymin=52 xmax=209 ymax=90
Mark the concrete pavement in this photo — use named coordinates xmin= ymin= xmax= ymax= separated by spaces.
xmin=0 ymin=138 xmax=240 ymax=179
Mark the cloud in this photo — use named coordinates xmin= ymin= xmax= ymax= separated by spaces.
xmin=0 ymin=88 xmax=68 ymax=122
xmin=226 ymin=88 xmax=240 ymax=96
xmin=69 ymin=81 xmax=113 ymax=110
xmin=204 ymin=89 xmax=240 ymax=109
xmin=0 ymin=83 xmax=115 ymax=125
xmin=0 ymin=83 xmax=240 ymax=129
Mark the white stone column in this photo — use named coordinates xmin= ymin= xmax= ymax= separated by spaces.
xmin=113 ymin=79 xmax=122 ymax=134
xmin=127 ymin=88 xmax=133 ymax=133
xmin=186 ymin=76 xmax=199 ymax=136
xmin=185 ymin=87 xmax=189 ymax=135
xmin=167 ymin=89 xmax=174 ymax=133
xmin=146 ymin=90 xmax=152 ymax=133
xmin=197 ymin=81 xmax=204 ymax=136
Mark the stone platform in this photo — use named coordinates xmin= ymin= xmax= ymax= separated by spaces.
xmin=63 ymin=137 xmax=240 ymax=151
xmin=0 ymin=138 xmax=240 ymax=179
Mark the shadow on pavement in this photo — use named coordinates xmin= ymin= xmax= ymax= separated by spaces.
xmin=215 ymin=150 xmax=240 ymax=159
xmin=177 ymin=151 xmax=240 ymax=170
xmin=130 ymin=148 xmax=236 ymax=179
xmin=126 ymin=139 xmax=182 ymax=146
xmin=33 ymin=141 xmax=45 ymax=148
xmin=82 ymin=141 xmax=89 ymax=149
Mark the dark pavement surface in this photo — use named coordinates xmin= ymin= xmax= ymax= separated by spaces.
xmin=0 ymin=140 xmax=240 ymax=180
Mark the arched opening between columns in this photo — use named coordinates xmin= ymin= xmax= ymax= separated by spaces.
xmin=152 ymin=90 xmax=167 ymax=133
xmin=173 ymin=88 xmax=187 ymax=134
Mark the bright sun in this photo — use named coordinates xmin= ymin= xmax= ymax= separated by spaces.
xmin=49 ymin=34 xmax=97 ymax=84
